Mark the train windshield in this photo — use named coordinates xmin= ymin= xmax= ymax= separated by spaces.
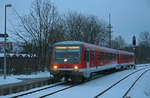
xmin=54 ymin=46 xmax=81 ymax=64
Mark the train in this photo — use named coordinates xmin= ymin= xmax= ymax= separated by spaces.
xmin=50 ymin=41 xmax=134 ymax=82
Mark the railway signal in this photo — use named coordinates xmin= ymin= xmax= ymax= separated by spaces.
xmin=132 ymin=35 xmax=136 ymax=46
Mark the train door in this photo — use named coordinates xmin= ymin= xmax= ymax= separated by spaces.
xmin=97 ymin=51 xmax=103 ymax=67
xmin=84 ymin=48 xmax=90 ymax=78
xmin=90 ymin=50 xmax=94 ymax=68
xmin=95 ymin=51 xmax=98 ymax=68
xmin=115 ymin=53 xmax=118 ymax=64
xmin=117 ymin=53 xmax=120 ymax=64
xmin=100 ymin=51 xmax=104 ymax=66
xmin=84 ymin=48 xmax=90 ymax=70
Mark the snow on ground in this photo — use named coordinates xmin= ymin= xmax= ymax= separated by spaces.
xmin=47 ymin=69 xmax=142 ymax=98
xmin=2 ymin=66 xmax=145 ymax=98
xmin=0 ymin=77 xmax=22 ymax=85
xmin=1 ymin=64 xmax=150 ymax=98
xmin=128 ymin=70 xmax=150 ymax=98
xmin=12 ymin=71 xmax=50 ymax=79
xmin=3 ymin=82 xmax=64 ymax=98
xmin=99 ymin=68 xmax=150 ymax=98
xmin=50 ymin=66 xmax=150 ymax=98
xmin=136 ymin=63 xmax=150 ymax=67
xmin=0 ymin=71 xmax=50 ymax=85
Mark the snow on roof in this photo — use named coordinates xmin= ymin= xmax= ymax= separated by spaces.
xmin=0 ymin=53 xmax=36 ymax=57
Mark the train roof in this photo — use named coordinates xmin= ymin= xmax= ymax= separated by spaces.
xmin=54 ymin=41 xmax=134 ymax=55
xmin=54 ymin=41 xmax=84 ymax=45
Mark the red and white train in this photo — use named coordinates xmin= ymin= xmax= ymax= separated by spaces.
xmin=50 ymin=41 xmax=134 ymax=82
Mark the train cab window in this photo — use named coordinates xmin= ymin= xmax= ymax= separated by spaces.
xmin=84 ymin=50 xmax=89 ymax=62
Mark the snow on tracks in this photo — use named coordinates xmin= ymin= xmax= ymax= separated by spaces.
xmin=94 ymin=66 xmax=150 ymax=98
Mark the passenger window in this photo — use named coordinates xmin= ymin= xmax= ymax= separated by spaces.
xmin=91 ymin=51 xmax=94 ymax=61
xmin=84 ymin=50 xmax=89 ymax=62
xmin=97 ymin=52 xmax=101 ymax=60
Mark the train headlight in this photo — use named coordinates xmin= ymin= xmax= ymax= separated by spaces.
xmin=53 ymin=65 xmax=58 ymax=70
xmin=74 ymin=65 xmax=78 ymax=71
xmin=64 ymin=58 xmax=68 ymax=62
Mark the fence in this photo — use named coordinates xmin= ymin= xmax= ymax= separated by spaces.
xmin=0 ymin=55 xmax=40 ymax=75
xmin=135 ymin=46 xmax=150 ymax=64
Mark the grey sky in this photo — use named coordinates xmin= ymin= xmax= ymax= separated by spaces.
xmin=0 ymin=0 xmax=150 ymax=44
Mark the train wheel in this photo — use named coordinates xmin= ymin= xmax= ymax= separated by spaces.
xmin=133 ymin=64 xmax=136 ymax=69
xmin=53 ymin=74 xmax=62 ymax=82
xmin=131 ymin=64 xmax=136 ymax=69
xmin=85 ymin=73 xmax=92 ymax=81
xmin=64 ymin=76 xmax=70 ymax=82
xmin=71 ymin=76 xmax=85 ymax=83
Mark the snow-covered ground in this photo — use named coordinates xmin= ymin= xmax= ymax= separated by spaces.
xmin=0 ymin=71 xmax=50 ymax=85
xmin=128 ymin=70 xmax=150 ymax=98
xmin=0 ymin=77 xmax=22 ymax=85
xmin=47 ymin=66 xmax=150 ymax=98
xmin=1 ymin=64 xmax=150 ymax=98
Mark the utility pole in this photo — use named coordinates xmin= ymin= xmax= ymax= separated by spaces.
xmin=132 ymin=35 xmax=136 ymax=69
xmin=4 ymin=4 xmax=12 ymax=79
xmin=108 ymin=13 xmax=112 ymax=48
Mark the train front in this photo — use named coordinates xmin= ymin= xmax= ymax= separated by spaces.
xmin=50 ymin=43 xmax=83 ymax=81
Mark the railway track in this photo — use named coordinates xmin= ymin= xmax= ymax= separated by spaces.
xmin=10 ymin=75 xmax=101 ymax=98
xmin=37 ymin=68 xmax=138 ymax=98
xmin=10 ymin=82 xmax=67 ymax=98
xmin=94 ymin=67 xmax=149 ymax=98
xmin=11 ymin=82 xmax=79 ymax=98
xmin=10 ymin=66 xmax=148 ymax=98
xmin=122 ymin=69 xmax=150 ymax=98
xmin=39 ymin=83 xmax=78 ymax=98
xmin=10 ymin=68 xmax=115 ymax=98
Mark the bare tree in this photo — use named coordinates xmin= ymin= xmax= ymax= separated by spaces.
xmin=64 ymin=11 xmax=108 ymax=45
xmin=83 ymin=15 xmax=108 ymax=45
xmin=136 ymin=31 xmax=150 ymax=63
xmin=64 ymin=12 xmax=85 ymax=41
xmin=12 ymin=0 xmax=65 ymax=70
xmin=138 ymin=31 xmax=150 ymax=47
xmin=111 ymin=35 xmax=127 ymax=49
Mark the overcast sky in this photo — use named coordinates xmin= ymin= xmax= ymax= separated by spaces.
xmin=0 ymin=0 xmax=150 ymax=44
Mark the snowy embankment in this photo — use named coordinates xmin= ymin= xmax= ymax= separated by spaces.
xmin=0 ymin=71 xmax=50 ymax=85
xmin=0 ymin=77 xmax=22 ymax=85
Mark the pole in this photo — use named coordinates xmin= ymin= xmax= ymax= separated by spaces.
xmin=4 ymin=5 xmax=7 ymax=79
xmin=108 ymin=13 xmax=112 ymax=48
xmin=132 ymin=45 xmax=136 ymax=69
xmin=132 ymin=35 xmax=136 ymax=69
xmin=3 ymin=4 xmax=12 ymax=79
